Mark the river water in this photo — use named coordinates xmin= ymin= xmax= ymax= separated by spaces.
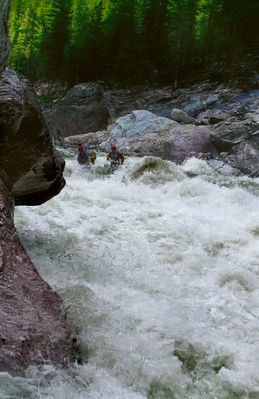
xmin=1 ymin=150 xmax=258 ymax=399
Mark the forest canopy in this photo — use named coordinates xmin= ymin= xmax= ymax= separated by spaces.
xmin=8 ymin=0 xmax=259 ymax=85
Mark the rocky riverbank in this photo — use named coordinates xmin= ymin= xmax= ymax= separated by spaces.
xmin=42 ymin=80 xmax=258 ymax=177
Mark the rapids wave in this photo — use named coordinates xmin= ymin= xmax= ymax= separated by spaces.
xmin=1 ymin=151 xmax=258 ymax=399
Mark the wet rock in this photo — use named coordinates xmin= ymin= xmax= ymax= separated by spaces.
xmin=0 ymin=180 xmax=72 ymax=373
xmin=101 ymin=110 xmax=216 ymax=163
xmin=0 ymin=0 xmax=11 ymax=74
xmin=44 ymin=82 xmax=109 ymax=141
xmin=225 ymin=143 xmax=259 ymax=177
xmin=64 ymin=130 xmax=109 ymax=148
xmin=207 ymin=159 xmax=242 ymax=176
xmin=210 ymin=119 xmax=257 ymax=151
xmin=171 ymin=108 xmax=195 ymax=124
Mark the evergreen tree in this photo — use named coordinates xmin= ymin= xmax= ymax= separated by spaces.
xmin=40 ymin=0 xmax=71 ymax=80
xmin=8 ymin=0 xmax=259 ymax=84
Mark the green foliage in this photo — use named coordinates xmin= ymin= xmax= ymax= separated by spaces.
xmin=37 ymin=93 xmax=57 ymax=103
xmin=8 ymin=0 xmax=259 ymax=84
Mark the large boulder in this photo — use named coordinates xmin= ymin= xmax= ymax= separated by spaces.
xmin=101 ymin=110 xmax=216 ymax=163
xmin=0 ymin=68 xmax=73 ymax=370
xmin=0 ymin=0 xmax=11 ymax=74
xmin=44 ymin=82 xmax=110 ymax=142
xmin=0 ymin=67 xmax=65 ymax=204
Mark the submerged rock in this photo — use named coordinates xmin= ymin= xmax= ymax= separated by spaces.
xmin=44 ymin=82 xmax=109 ymax=142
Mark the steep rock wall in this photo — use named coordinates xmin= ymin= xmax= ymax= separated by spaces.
xmin=0 ymin=0 xmax=74 ymax=373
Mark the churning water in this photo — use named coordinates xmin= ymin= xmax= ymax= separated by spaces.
xmin=1 ymin=150 xmax=259 ymax=399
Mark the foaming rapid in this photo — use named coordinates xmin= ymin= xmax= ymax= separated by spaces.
xmin=2 ymin=151 xmax=258 ymax=399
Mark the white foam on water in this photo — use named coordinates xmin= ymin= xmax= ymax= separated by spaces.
xmin=2 ymin=154 xmax=258 ymax=399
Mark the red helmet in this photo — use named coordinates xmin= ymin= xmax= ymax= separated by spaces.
xmin=78 ymin=145 xmax=83 ymax=151
xmin=111 ymin=145 xmax=116 ymax=150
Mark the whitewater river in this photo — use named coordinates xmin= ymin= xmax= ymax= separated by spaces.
xmin=1 ymin=150 xmax=258 ymax=399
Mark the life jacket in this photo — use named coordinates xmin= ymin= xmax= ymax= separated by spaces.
xmin=109 ymin=151 xmax=122 ymax=163
xmin=77 ymin=146 xmax=96 ymax=165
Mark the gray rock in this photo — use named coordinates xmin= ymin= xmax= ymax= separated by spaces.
xmin=62 ymin=82 xmax=104 ymax=105
xmin=44 ymin=82 xmax=109 ymax=141
xmin=245 ymin=111 xmax=259 ymax=126
xmin=0 ymin=0 xmax=11 ymax=74
xmin=225 ymin=143 xmax=259 ymax=177
xmin=64 ymin=130 xmax=109 ymax=148
xmin=171 ymin=108 xmax=195 ymax=124
xmin=183 ymin=98 xmax=206 ymax=117
xmin=210 ymin=119 xmax=257 ymax=151
xmin=101 ymin=110 xmax=178 ymax=152
xmin=249 ymin=130 xmax=259 ymax=149
xmin=204 ymin=93 xmax=220 ymax=106
xmin=207 ymin=159 xmax=242 ymax=176
xmin=101 ymin=110 xmax=216 ymax=163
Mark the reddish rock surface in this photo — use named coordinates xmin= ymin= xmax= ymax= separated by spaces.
xmin=0 ymin=181 xmax=72 ymax=372
xmin=0 ymin=6 xmax=74 ymax=372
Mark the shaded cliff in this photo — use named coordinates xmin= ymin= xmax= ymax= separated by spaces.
xmin=0 ymin=67 xmax=65 ymax=204
xmin=0 ymin=0 xmax=74 ymax=373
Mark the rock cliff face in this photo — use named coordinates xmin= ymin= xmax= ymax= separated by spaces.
xmin=0 ymin=67 xmax=65 ymax=204
xmin=0 ymin=181 xmax=71 ymax=372
xmin=0 ymin=1 xmax=73 ymax=373
xmin=44 ymin=82 xmax=109 ymax=142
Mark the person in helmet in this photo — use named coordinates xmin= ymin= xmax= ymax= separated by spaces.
xmin=106 ymin=145 xmax=124 ymax=172
xmin=77 ymin=144 xmax=96 ymax=168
